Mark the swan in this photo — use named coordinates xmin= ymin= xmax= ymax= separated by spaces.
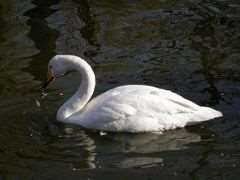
xmin=43 ymin=55 xmax=223 ymax=133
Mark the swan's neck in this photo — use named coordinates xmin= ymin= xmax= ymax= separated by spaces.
xmin=57 ymin=57 xmax=95 ymax=122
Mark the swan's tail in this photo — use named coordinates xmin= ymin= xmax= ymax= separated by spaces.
xmin=187 ymin=107 xmax=223 ymax=126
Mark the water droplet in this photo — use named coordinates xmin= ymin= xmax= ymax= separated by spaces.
xmin=100 ymin=131 xmax=107 ymax=136
xmin=35 ymin=99 xmax=41 ymax=107
xmin=72 ymin=168 xmax=77 ymax=171
xmin=59 ymin=92 xmax=64 ymax=96
xmin=41 ymin=92 xmax=48 ymax=99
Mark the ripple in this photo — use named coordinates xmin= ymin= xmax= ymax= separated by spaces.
xmin=0 ymin=0 xmax=240 ymax=178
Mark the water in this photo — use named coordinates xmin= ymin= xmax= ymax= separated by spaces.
xmin=0 ymin=0 xmax=240 ymax=179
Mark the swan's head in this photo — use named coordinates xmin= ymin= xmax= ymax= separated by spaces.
xmin=42 ymin=55 xmax=69 ymax=89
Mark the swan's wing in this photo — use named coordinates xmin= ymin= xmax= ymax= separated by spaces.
xmin=142 ymin=88 xmax=222 ymax=126
xmin=145 ymin=88 xmax=201 ymax=113
xmin=106 ymin=85 xmax=201 ymax=115
xmin=71 ymin=85 xmax=221 ymax=132
xmin=78 ymin=87 xmax=197 ymax=126
xmin=86 ymin=86 xmax=200 ymax=119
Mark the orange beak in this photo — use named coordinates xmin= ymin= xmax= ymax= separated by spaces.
xmin=42 ymin=69 xmax=55 ymax=89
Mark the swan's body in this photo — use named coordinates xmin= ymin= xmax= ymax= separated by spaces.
xmin=45 ymin=55 xmax=223 ymax=133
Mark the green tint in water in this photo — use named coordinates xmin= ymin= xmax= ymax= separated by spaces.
xmin=0 ymin=0 xmax=240 ymax=179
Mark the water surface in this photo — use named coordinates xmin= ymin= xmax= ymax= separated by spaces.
xmin=0 ymin=0 xmax=240 ymax=179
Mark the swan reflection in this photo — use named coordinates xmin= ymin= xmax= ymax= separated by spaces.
xmin=101 ymin=128 xmax=201 ymax=153
xmin=50 ymin=126 xmax=201 ymax=169
xmin=118 ymin=157 xmax=163 ymax=168
xmin=91 ymin=128 xmax=202 ymax=168
xmin=49 ymin=126 xmax=97 ymax=170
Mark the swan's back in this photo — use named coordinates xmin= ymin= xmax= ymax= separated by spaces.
xmin=69 ymin=85 xmax=222 ymax=132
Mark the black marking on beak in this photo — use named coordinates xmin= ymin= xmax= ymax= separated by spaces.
xmin=42 ymin=76 xmax=54 ymax=89
xmin=42 ymin=69 xmax=55 ymax=90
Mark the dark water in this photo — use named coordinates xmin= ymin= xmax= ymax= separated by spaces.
xmin=0 ymin=0 xmax=240 ymax=179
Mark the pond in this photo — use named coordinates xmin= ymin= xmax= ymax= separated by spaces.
xmin=0 ymin=0 xmax=240 ymax=179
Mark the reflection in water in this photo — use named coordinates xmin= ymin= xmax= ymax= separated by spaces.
xmin=47 ymin=0 xmax=98 ymax=63
xmin=91 ymin=128 xmax=202 ymax=168
xmin=0 ymin=0 xmax=38 ymax=98
xmin=192 ymin=18 xmax=222 ymax=105
xmin=118 ymin=157 xmax=163 ymax=168
xmin=108 ymin=129 xmax=201 ymax=153
xmin=49 ymin=126 xmax=97 ymax=169
xmin=0 ymin=0 xmax=240 ymax=179
xmin=24 ymin=0 xmax=59 ymax=79
xmin=74 ymin=0 xmax=99 ymax=47
xmin=43 ymin=127 xmax=203 ymax=169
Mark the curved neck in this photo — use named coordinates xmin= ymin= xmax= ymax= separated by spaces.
xmin=57 ymin=56 xmax=95 ymax=122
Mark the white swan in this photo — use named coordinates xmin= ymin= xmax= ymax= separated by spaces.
xmin=43 ymin=55 xmax=223 ymax=133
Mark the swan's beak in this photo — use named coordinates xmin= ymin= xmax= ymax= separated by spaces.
xmin=42 ymin=70 xmax=55 ymax=89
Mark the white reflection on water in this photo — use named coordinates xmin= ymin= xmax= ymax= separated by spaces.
xmin=108 ymin=128 xmax=201 ymax=153
xmin=118 ymin=157 xmax=163 ymax=168
xmin=55 ymin=126 xmax=202 ymax=169
xmin=51 ymin=126 xmax=97 ymax=170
